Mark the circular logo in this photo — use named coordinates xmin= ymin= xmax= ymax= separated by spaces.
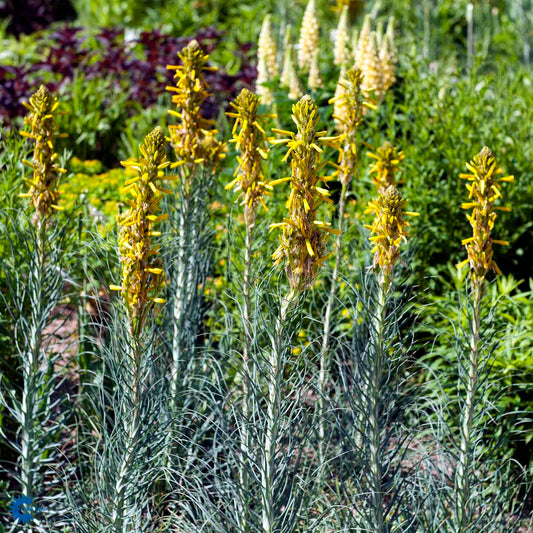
xmin=9 ymin=495 xmax=34 ymax=524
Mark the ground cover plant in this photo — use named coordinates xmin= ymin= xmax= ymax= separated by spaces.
xmin=0 ymin=0 xmax=532 ymax=531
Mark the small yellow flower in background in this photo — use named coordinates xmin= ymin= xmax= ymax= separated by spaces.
xmin=356 ymin=16 xmax=384 ymax=101
xmin=298 ymin=0 xmax=319 ymax=72
xmin=308 ymin=49 xmax=323 ymax=91
xmin=367 ymin=141 xmax=405 ymax=190
xmin=225 ymin=88 xmax=275 ymax=224
xmin=20 ymin=85 xmax=66 ymax=221
xmin=365 ymin=185 xmax=418 ymax=287
xmin=270 ymin=95 xmax=340 ymax=292
xmin=166 ymin=39 xmax=226 ymax=170
xmin=334 ymin=5 xmax=351 ymax=67
xmin=258 ymin=15 xmax=279 ymax=80
xmin=456 ymin=146 xmax=514 ymax=288
xmin=110 ymin=127 xmax=173 ymax=335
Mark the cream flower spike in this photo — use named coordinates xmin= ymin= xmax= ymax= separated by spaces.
xmin=334 ymin=5 xmax=351 ymax=66
xmin=298 ymin=0 xmax=319 ymax=71
xmin=258 ymin=15 xmax=279 ymax=80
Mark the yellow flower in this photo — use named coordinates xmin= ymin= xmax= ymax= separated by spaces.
xmin=111 ymin=127 xmax=173 ymax=335
xmin=298 ymin=0 xmax=319 ymax=71
xmin=329 ymin=67 xmax=374 ymax=186
xmin=367 ymin=141 xmax=405 ymax=190
xmin=364 ymin=185 xmax=418 ymax=285
xmin=20 ymin=85 xmax=66 ymax=220
xmin=166 ymin=40 xmax=226 ymax=171
xmin=270 ymin=95 xmax=340 ymax=292
xmin=226 ymin=88 xmax=275 ymax=222
xmin=456 ymin=146 xmax=514 ymax=287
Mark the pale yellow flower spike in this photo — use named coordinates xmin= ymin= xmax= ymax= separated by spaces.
xmin=308 ymin=49 xmax=323 ymax=91
xmin=298 ymin=0 xmax=319 ymax=72
xmin=256 ymin=54 xmax=274 ymax=105
xmin=356 ymin=16 xmax=384 ymax=102
xmin=258 ymin=15 xmax=279 ymax=80
xmin=456 ymin=146 xmax=514 ymax=292
xmin=334 ymin=5 xmax=351 ymax=67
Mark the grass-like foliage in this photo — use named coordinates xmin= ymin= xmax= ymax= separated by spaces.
xmin=0 ymin=1 xmax=531 ymax=531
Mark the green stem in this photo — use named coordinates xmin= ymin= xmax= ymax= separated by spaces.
xmin=20 ymin=219 xmax=47 ymax=496
xmin=262 ymin=293 xmax=293 ymax=533
xmin=455 ymin=281 xmax=482 ymax=532
xmin=318 ymin=180 xmax=348 ymax=470
xmin=240 ymin=207 xmax=255 ymax=531
xmin=368 ymin=274 xmax=388 ymax=533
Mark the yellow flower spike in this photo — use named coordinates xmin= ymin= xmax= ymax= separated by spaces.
xmin=329 ymin=67 xmax=371 ymax=188
xmin=20 ymin=85 xmax=66 ymax=221
xmin=365 ymin=185 xmax=418 ymax=287
xmin=270 ymin=95 xmax=339 ymax=292
xmin=226 ymin=88 xmax=273 ymax=226
xmin=298 ymin=0 xmax=320 ymax=72
xmin=114 ymin=127 xmax=171 ymax=337
xmin=166 ymin=39 xmax=226 ymax=171
xmin=367 ymin=141 xmax=405 ymax=191
xmin=456 ymin=147 xmax=514 ymax=292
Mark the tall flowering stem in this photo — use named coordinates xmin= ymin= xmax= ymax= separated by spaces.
xmin=20 ymin=85 xmax=66 ymax=227
xmin=16 ymin=84 xmax=66 ymax=498
xmin=262 ymin=95 xmax=337 ymax=533
xmin=110 ymin=127 xmax=171 ymax=343
xmin=226 ymin=88 xmax=273 ymax=530
xmin=165 ymin=39 xmax=225 ymax=405
xmin=364 ymin=185 xmax=418 ymax=531
xmin=317 ymin=67 xmax=372 ymax=465
xmin=166 ymin=39 xmax=226 ymax=178
xmin=454 ymin=147 xmax=513 ymax=531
